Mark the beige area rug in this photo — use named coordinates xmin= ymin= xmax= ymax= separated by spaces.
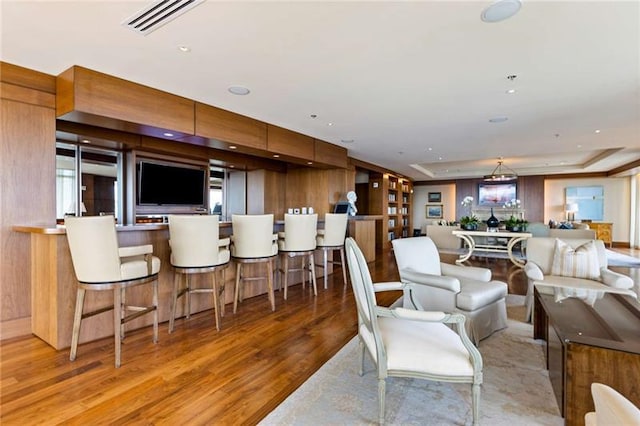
xmin=260 ymin=295 xmax=562 ymax=426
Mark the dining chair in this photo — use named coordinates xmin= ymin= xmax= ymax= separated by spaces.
xmin=168 ymin=214 xmax=230 ymax=332
xmin=315 ymin=213 xmax=348 ymax=289
xmin=65 ymin=215 xmax=161 ymax=368
xmin=277 ymin=213 xmax=318 ymax=299
xmin=231 ymin=214 xmax=278 ymax=312
xmin=345 ymin=237 xmax=483 ymax=425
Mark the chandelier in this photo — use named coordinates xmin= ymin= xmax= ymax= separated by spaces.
xmin=483 ymin=159 xmax=517 ymax=182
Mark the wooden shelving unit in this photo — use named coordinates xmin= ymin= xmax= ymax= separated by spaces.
xmin=369 ymin=173 xmax=413 ymax=249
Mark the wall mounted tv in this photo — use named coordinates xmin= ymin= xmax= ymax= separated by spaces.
xmin=478 ymin=182 xmax=517 ymax=206
xmin=138 ymin=161 xmax=207 ymax=206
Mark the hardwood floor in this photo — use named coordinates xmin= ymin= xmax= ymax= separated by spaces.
xmin=1 ymin=246 xmax=636 ymax=425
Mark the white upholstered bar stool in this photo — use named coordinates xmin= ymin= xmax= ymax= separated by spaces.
xmin=231 ymin=214 xmax=278 ymax=313
xmin=167 ymin=215 xmax=230 ymax=332
xmin=65 ymin=215 xmax=161 ymax=368
xmin=277 ymin=213 xmax=318 ymax=299
xmin=315 ymin=213 xmax=348 ymax=289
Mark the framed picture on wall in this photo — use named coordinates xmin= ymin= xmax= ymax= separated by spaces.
xmin=428 ymin=192 xmax=442 ymax=203
xmin=426 ymin=204 xmax=443 ymax=219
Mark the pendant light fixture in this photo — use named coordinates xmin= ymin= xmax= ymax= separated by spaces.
xmin=484 ymin=158 xmax=518 ymax=182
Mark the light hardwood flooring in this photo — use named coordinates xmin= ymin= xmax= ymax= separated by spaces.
xmin=1 ymin=247 xmax=637 ymax=425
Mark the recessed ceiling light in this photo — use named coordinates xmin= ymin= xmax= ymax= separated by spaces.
xmin=273 ymin=154 xmax=280 ymax=158
xmin=506 ymin=89 xmax=517 ymax=94
xmin=327 ymin=122 xmax=333 ymax=126
xmin=481 ymin=0 xmax=522 ymax=23
xmin=178 ymin=46 xmax=191 ymax=52
xmin=595 ymin=129 xmax=601 ymax=134
xmin=427 ymin=147 xmax=432 ymax=151
xmin=438 ymin=157 xmax=443 ymax=160
xmin=81 ymin=139 xmax=90 ymax=144
xmin=307 ymin=161 xmax=313 ymax=165
xmin=310 ymin=114 xmax=317 ymax=118
xmin=577 ymin=144 xmax=582 ymax=148
xmin=230 ymin=165 xmax=235 ymax=168
xmin=228 ymin=86 xmax=250 ymax=95
xmin=229 ymin=145 xmax=237 ymax=149
xmin=489 ymin=116 xmax=508 ymax=123
xmin=163 ymin=132 xmax=174 ymax=137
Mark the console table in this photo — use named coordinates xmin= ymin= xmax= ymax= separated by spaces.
xmin=452 ymin=229 xmax=531 ymax=267
xmin=533 ymin=288 xmax=640 ymax=425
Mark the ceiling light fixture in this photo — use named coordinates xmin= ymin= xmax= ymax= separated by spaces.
xmin=484 ymin=158 xmax=518 ymax=182
xmin=163 ymin=132 xmax=174 ymax=137
xmin=506 ymin=89 xmax=517 ymax=94
xmin=228 ymin=86 xmax=250 ymax=95
xmin=481 ymin=0 xmax=522 ymax=23
xmin=595 ymin=129 xmax=601 ymax=134
xmin=178 ymin=46 xmax=191 ymax=52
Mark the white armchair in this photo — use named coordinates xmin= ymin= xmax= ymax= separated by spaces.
xmin=391 ymin=237 xmax=508 ymax=345
xmin=523 ymin=237 xmax=635 ymax=322
xmin=345 ymin=237 xmax=483 ymax=425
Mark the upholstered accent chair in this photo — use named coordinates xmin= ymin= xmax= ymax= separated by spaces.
xmin=231 ymin=214 xmax=278 ymax=312
xmin=315 ymin=213 xmax=349 ymax=289
xmin=391 ymin=236 xmax=508 ymax=345
xmin=585 ymin=383 xmax=640 ymax=426
xmin=277 ymin=213 xmax=318 ymax=299
xmin=167 ymin=215 xmax=230 ymax=332
xmin=65 ymin=215 xmax=161 ymax=368
xmin=523 ymin=237 xmax=635 ymax=322
xmin=345 ymin=237 xmax=483 ymax=425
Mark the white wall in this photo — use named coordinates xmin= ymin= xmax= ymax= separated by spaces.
xmin=544 ymin=177 xmax=631 ymax=243
xmin=413 ymin=183 xmax=456 ymax=231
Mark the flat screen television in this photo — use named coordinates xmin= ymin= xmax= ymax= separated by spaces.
xmin=138 ymin=161 xmax=206 ymax=206
xmin=478 ymin=182 xmax=517 ymax=206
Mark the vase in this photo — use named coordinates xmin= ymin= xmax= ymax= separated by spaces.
xmin=487 ymin=208 xmax=499 ymax=229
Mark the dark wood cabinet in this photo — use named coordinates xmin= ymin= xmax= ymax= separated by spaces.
xmin=534 ymin=289 xmax=640 ymax=425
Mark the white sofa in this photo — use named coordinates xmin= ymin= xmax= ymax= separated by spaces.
xmin=523 ymin=237 xmax=636 ymax=321
xmin=425 ymin=225 xmax=461 ymax=250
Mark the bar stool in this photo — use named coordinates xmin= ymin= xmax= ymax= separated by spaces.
xmin=315 ymin=213 xmax=349 ymax=289
xmin=277 ymin=213 xmax=318 ymax=299
xmin=167 ymin=215 xmax=230 ymax=332
xmin=65 ymin=215 xmax=160 ymax=368
xmin=231 ymin=214 xmax=278 ymax=312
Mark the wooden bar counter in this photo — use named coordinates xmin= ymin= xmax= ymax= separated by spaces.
xmin=14 ymin=219 xmax=356 ymax=350
xmin=14 ymin=223 xmax=254 ymax=349
xmin=348 ymin=215 xmax=382 ymax=262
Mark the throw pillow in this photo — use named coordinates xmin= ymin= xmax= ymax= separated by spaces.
xmin=551 ymin=239 xmax=600 ymax=280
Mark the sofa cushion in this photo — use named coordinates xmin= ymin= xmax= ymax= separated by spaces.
xmin=551 ymin=239 xmax=600 ymax=280
xmin=456 ymin=279 xmax=507 ymax=311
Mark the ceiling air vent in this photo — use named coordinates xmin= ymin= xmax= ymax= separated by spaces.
xmin=122 ymin=0 xmax=205 ymax=36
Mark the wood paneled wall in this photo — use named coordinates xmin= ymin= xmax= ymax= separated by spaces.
xmin=285 ymin=167 xmax=353 ymax=218
xmin=1 ymin=63 xmax=57 ymax=338
xmin=453 ymin=177 xmax=544 ymax=222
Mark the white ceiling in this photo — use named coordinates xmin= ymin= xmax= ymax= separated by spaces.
xmin=2 ymin=0 xmax=639 ymax=181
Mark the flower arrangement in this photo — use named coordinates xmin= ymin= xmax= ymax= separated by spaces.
xmin=460 ymin=196 xmax=478 ymax=230
xmin=503 ymin=199 xmax=527 ymax=231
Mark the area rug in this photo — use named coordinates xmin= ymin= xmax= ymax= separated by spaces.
xmin=605 ymin=249 xmax=640 ymax=268
xmin=260 ymin=297 xmax=561 ymax=426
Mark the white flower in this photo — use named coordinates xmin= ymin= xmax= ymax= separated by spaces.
xmin=461 ymin=196 xmax=474 ymax=206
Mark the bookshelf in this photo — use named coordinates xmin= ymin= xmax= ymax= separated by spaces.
xmin=369 ymin=173 xmax=413 ymax=249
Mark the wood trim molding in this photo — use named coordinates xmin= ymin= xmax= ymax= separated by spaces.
xmin=1 ymin=62 xmax=56 ymax=93
xmin=56 ymin=66 xmax=195 ymax=136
